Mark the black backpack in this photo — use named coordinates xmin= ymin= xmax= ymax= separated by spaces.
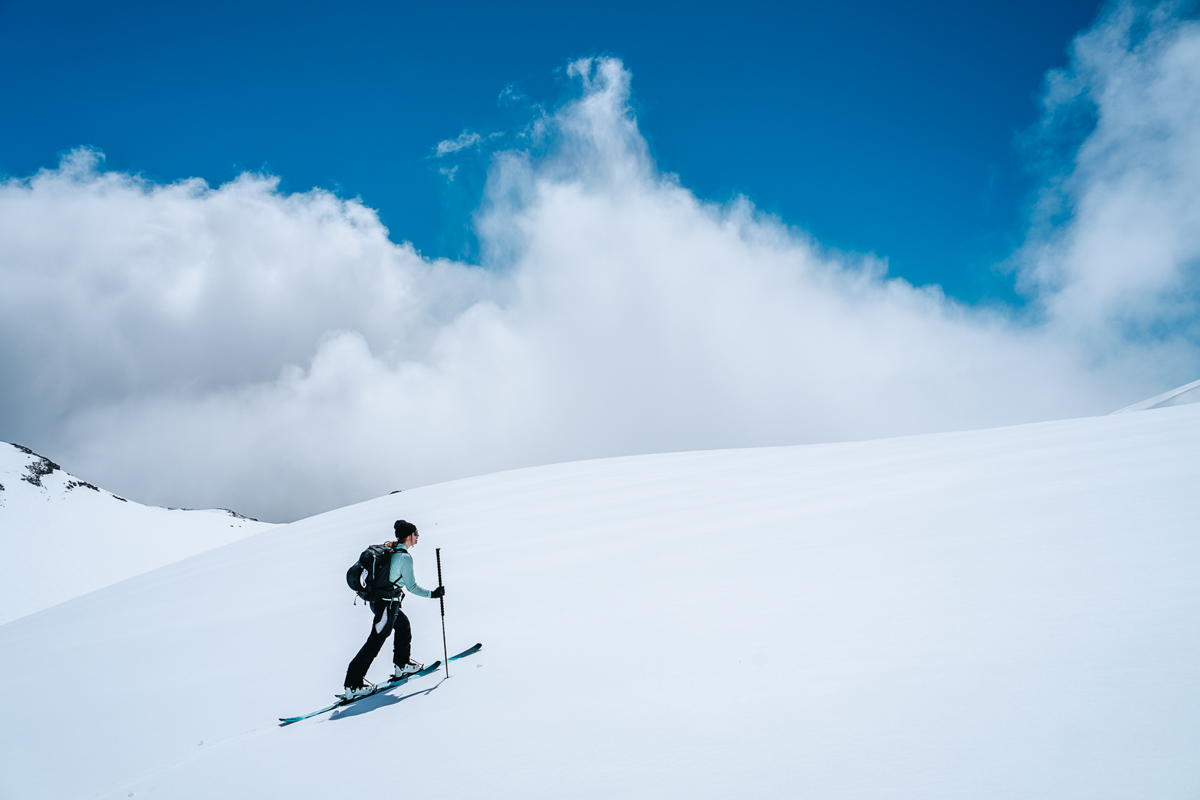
xmin=346 ymin=544 xmax=399 ymax=602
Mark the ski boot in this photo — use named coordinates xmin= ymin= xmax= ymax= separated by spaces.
xmin=339 ymin=682 xmax=376 ymax=701
xmin=390 ymin=659 xmax=424 ymax=681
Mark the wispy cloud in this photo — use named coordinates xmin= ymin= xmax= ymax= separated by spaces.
xmin=497 ymin=83 xmax=525 ymax=106
xmin=1 ymin=4 xmax=1197 ymax=521
xmin=434 ymin=130 xmax=484 ymax=157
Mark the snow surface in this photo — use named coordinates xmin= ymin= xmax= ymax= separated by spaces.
xmin=0 ymin=442 xmax=276 ymax=624
xmin=2 ymin=405 xmax=1199 ymax=799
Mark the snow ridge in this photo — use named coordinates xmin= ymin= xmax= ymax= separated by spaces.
xmin=1112 ymin=377 xmax=1200 ymax=413
xmin=0 ymin=442 xmax=276 ymax=624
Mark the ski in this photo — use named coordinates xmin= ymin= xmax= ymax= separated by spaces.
xmin=279 ymin=661 xmax=441 ymax=725
xmin=279 ymin=643 xmax=482 ymax=725
xmin=450 ymin=642 xmax=483 ymax=661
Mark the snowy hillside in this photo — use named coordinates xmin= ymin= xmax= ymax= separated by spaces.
xmin=0 ymin=442 xmax=276 ymax=624
xmin=2 ymin=405 xmax=1199 ymax=799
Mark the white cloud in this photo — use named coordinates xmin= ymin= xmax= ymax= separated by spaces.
xmin=434 ymin=130 xmax=484 ymax=158
xmin=1 ymin=5 xmax=1198 ymax=521
xmin=1018 ymin=2 xmax=1200 ymax=346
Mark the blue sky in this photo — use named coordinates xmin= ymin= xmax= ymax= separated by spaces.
xmin=2 ymin=0 xmax=1199 ymax=520
xmin=1 ymin=0 xmax=1103 ymax=301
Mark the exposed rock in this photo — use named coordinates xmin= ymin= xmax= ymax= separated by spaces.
xmin=15 ymin=443 xmax=61 ymax=488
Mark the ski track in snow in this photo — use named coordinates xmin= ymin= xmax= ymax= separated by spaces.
xmin=2 ymin=404 xmax=1200 ymax=799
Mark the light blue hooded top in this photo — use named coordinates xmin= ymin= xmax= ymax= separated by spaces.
xmin=388 ymin=544 xmax=433 ymax=598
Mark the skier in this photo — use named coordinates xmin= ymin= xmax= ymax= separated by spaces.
xmin=341 ymin=519 xmax=445 ymax=700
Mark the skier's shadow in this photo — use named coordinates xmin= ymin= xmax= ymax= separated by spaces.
xmin=328 ymin=678 xmax=445 ymax=721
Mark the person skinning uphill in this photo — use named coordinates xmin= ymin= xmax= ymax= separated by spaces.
xmin=341 ymin=519 xmax=445 ymax=700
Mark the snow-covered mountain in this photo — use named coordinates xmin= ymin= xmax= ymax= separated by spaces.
xmin=0 ymin=442 xmax=276 ymax=624
xmin=2 ymin=403 xmax=1198 ymax=799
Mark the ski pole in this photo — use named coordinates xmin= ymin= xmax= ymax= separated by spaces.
xmin=436 ymin=547 xmax=449 ymax=677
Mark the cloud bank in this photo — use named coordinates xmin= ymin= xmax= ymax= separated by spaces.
xmin=2 ymin=4 xmax=1198 ymax=521
xmin=1019 ymin=1 xmax=1200 ymax=345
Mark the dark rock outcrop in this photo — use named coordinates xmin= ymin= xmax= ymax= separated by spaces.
xmin=13 ymin=443 xmax=61 ymax=488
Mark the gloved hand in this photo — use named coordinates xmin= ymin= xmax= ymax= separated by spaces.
xmin=430 ymin=586 xmax=445 ymax=599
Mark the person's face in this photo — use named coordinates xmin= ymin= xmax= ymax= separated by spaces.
xmin=405 ymin=531 xmax=419 ymax=549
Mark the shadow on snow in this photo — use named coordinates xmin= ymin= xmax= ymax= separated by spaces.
xmin=326 ymin=678 xmax=445 ymax=721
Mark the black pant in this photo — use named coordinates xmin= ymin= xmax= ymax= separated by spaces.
xmin=344 ymin=599 xmax=411 ymax=688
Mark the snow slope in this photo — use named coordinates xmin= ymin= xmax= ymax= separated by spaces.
xmin=2 ymin=405 xmax=1199 ymax=799
xmin=0 ymin=442 xmax=276 ymax=624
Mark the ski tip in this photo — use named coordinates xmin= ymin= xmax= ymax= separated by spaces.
xmin=449 ymin=643 xmax=483 ymax=660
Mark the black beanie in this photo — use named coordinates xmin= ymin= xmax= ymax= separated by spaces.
xmin=393 ymin=519 xmax=417 ymax=538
